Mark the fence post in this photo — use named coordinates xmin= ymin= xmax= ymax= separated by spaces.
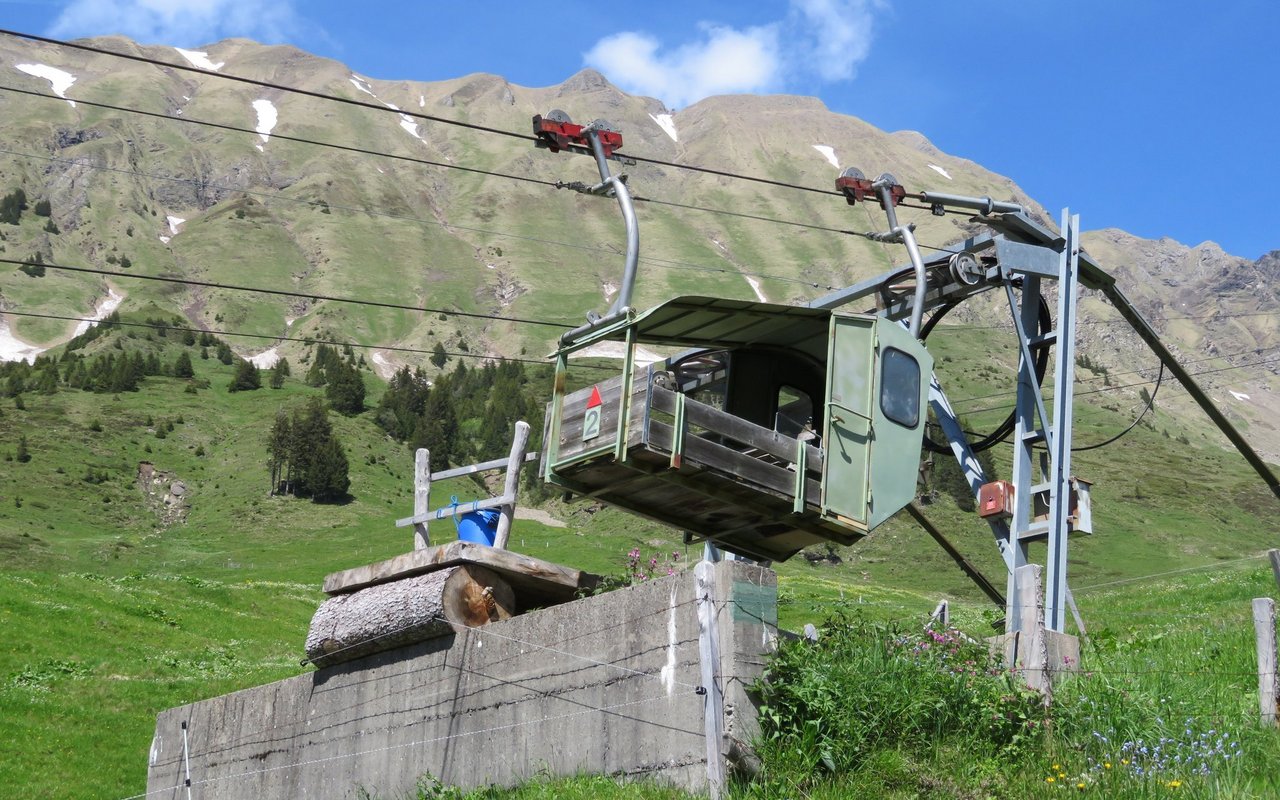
xmin=1254 ymin=597 xmax=1277 ymax=727
xmin=1269 ymin=550 xmax=1280 ymax=593
xmin=492 ymin=421 xmax=531 ymax=551
xmin=695 ymin=561 xmax=725 ymax=800
xmin=413 ymin=448 xmax=431 ymax=550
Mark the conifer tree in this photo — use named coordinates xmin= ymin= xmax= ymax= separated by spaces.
xmin=228 ymin=360 xmax=262 ymax=392
xmin=173 ymin=351 xmax=195 ymax=379
xmin=325 ymin=359 xmax=365 ymax=414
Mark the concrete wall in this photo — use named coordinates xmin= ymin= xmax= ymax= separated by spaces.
xmin=145 ymin=560 xmax=777 ymax=799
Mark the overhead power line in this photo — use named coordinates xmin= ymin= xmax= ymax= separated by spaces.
xmin=0 ymin=256 xmax=571 ymax=328
xmin=954 ymin=354 xmax=1280 ymax=417
xmin=0 ymin=142 xmax=833 ymax=291
xmin=0 ymin=309 xmax=622 ymax=372
xmin=0 ymin=27 xmax=853 ymax=200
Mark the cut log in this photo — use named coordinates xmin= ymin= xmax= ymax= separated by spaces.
xmin=305 ymin=565 xmax=514 ymax=669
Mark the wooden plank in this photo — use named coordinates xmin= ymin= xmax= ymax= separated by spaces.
xmin=414 ymin=448 xmax=430 ymax=550
xmin=323 ymin=541 xmax=598 ymax=602
xmin=493 ymin=421 xmax=531 ymax=551
xmin=306 ymin=565 xmax=516 ymax=669
xmin=649 ymin=420 xmax=799 ymax=500
xmin=431 ymin=451 xmax=539 ymax=482
xmin=1270 ymin=550 xmax=1280 ymax=593
xmin=695 ymin=561 xmax=725 ymax=800
xmin=552 ymin=375 xmax=647 ymax=459
xmin=650 ymin=385 xmax=823 ymax=474
xmin=397 ymin=493 xmax=513 ymax=528
xmin=1255 ymin=597 xmax=1277 ymax=727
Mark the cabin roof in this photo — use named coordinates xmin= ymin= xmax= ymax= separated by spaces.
xmin=607 ymin=295 xmax=855 ymax=361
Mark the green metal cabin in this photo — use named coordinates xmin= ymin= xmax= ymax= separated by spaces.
xmin=543 ymin=295 xmax=933 ymax=563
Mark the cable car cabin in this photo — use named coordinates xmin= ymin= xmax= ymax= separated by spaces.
xmin=543 ymin=296 xmax=933 ymax=563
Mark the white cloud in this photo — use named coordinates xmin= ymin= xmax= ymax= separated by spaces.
xmin=790 ymin=0 xmax=880 ymax=82
xmin=584 ymin=26 xmax=779 ymax=109
xmin=48 ymin=0 xmax=301 ymax=47
xmin=583 ymin=0 xmax=882 ymax=108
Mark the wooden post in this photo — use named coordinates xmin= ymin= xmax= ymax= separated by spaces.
xmin=492 ymin=421 xmax=531 ymax=551
xmin=695 ymin=561 xmax=725 ymax=800
xmin=1269 ymin=550 xmax=1280 ymax=593
xmin=928 ymin=599 xmax=949 ymax=627
xmin=1254 ymin=597 xmax=1277 ymax=727
xmin=413 ymin=448 xmax=430 ymax=550
xmin=1066 ymin=587 xmax=1090 ymax=648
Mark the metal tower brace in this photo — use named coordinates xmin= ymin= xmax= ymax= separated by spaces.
xmin=809 ymin=212 xmax=1082 ymax=633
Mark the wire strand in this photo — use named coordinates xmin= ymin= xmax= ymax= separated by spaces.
xmin=0 ymin=145 xmax=823 ymax=291
xmin=0 ymin=256 xmax=570 ymax=328
xmin=0 ymin=27 xmax=858 ymax=202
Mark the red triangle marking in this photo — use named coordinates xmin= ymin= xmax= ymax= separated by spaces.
xmin=587 ymin=385 xmax=603 ymax=408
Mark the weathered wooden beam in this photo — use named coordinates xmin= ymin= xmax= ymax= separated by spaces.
xmin=696 ymin=561 xmax=725 ymax=800
xmin=649 ymin=385 xmax=823 ymax=473
xmin=430 ymin=451 xmax=539 ymax=482
xmin=1255 ymin=597 xmax=1278 ymax=727
xmin=396 ymin=493 xmax=513 ymax=528
xmin=305 ymin=565 xmax=514 ymax=669
xmin=494 ymin=421 xmax=531 ymax=551
xmin=414 ymin=448 xmax=430 ymax=550
xmin=1269 ymin=550 xmax=1280 ymax=593
xmin=323 ymin=540 xmax=597 ymax=602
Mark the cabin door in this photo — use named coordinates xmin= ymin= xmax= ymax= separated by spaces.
xmin=821 ymin=315 xmax=933 ymax=531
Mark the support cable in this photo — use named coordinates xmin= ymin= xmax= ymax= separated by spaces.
xmin=0 ymin=309 xmax=627 ymax=370
xmin=0 ymin=256 xmax=570 ymax=328
xmin=0 ymin=28 xmax=864 ymax=201
xmin=0 ymin=144 xmax=830 ymax=291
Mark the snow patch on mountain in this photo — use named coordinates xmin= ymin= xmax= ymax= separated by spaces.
xmin=350 ymin=75 xmax=375 ymax=97
xmin=348 ymin=75 xmax=423 ymax=141
xmin=166 ymin=215 xmax=185 ymax=235
xmin=175 ymin=48 xmax=224 ymax=71
xmin=927 ymin=163 xmax=953 ymax=180
xmin=744 ymin=274 xmax=767 ymax=302
xmin=247 ymin=347 xmax=281 ymax=369
xmin=1229 ymin=390 xmax=1250 ymax=402
xmin=369 ymin=350 xmax=397 ymax=379
xmin=72 ymin=288 xmax=125 ymax=338
xmin=649 ymin=113 xmax=678 ymax=142
xmin=15 ymin=63 xmax=77 ymax=107
xmin=399 ymin=116 xmax=421 ymax=140
xmin=0 ymin=317 xmax=46 ymax=363
xmin=1 ymin=288 xmax=125 ymax=362
xmin=812 ymin=145 xmax=839 ymax=168
xmin=252 ymin=99 xmax=277 ymax=150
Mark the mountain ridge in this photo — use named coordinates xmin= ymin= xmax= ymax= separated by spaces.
xmin=0 ymin=33 xmax=1275 ymax=457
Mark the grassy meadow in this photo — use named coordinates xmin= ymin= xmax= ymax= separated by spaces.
xmin=0 ymin=316 xmax=1276 ymax=798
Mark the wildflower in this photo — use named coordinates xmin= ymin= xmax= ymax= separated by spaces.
xmin=1046 ymin=777 xmax=1056 ymax=784
xmin=1168 ymin=780 xmax=1182 ymax=788
xmin=1104 ymin=762 xmax=1111 ymax=769
xmin=1077 ymin=783 xmax=1086 ymax=790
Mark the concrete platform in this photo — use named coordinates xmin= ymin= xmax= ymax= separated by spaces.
xmin=146 ymin=560 xmax=777 ymax=799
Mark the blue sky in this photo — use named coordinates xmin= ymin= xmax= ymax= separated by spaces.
xmin=5 ymin=0 xmax=1278 ymax=260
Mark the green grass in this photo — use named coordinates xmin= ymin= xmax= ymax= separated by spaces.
xmin=0 ymin=324 xmax=1277 ymax=798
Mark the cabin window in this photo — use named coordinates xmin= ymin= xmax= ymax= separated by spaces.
xmin=674 ymin=351 xmax=729 ymax=411
xmin=775 ymin=385 xmax=814 ymax=439
xmin=880 ymin=347 xmax=921 ymax=428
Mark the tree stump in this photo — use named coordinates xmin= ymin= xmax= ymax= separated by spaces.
xmin=305 ymin=565 xmax=514 ymax=668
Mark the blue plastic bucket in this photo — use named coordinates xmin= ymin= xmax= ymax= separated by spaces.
xmin=456 ymin=509 xmax=500 ymax=546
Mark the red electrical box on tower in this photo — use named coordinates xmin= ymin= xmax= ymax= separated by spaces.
xmin=978 ymin=480 xmax=1015 ymax=519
